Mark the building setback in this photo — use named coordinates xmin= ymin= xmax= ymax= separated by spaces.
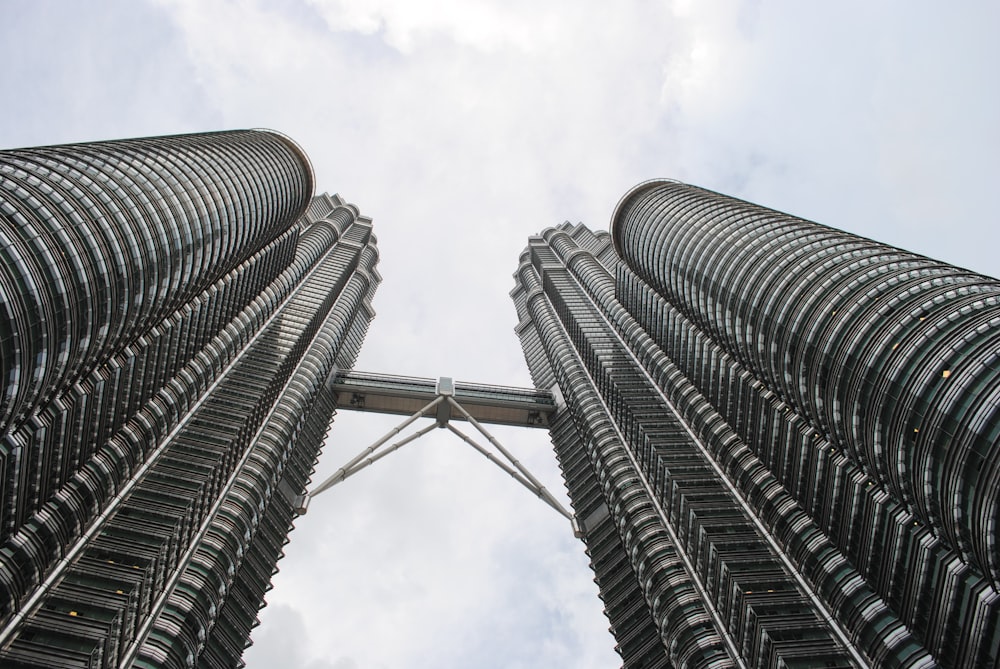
xmin=0 ymin=131 xmax=380 ymax=668
xmin=511 ymin=180 xmax=1000 ymax=668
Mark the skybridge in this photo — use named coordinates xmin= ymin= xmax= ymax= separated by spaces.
xmin=330 ymin=370 xmax=556 ymax=428
xmin=302 ymin=371 xmax=579 ymax=536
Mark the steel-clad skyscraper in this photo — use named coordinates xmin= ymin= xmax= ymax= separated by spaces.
xmin=4 ymin=128 xmax=999 ymax=669
xmin=0 ymin=131 xmax=380 ymax=668
xmin=512 ymin=180 xmax=1000 ymax=668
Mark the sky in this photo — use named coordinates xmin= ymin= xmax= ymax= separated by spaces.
xmin=1 ymin=1 xmax=998 ymax=667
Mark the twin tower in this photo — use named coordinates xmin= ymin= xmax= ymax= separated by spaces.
xmin=0 ymin=130 xmax=997 ymax=668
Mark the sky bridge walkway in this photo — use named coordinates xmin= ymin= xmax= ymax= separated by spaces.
xmin=305 ymin=371 xmax=579 ymax=536
xmin=331 ymin=370 xmax=555 ymax=428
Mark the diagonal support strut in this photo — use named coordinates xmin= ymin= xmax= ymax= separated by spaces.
xmin=308 ymin=395 xmax=444 ymax=499
xmin=302 ymin=380 xmax=581 ymax=537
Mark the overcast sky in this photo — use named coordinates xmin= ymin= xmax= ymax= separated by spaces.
xmin=2 ymin=1 xmax=998 ymax=667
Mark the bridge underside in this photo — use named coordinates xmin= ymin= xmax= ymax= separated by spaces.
xmin=310 ymin=371 xmax=576 ymax=535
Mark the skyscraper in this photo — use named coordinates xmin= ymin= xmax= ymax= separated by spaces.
xmin=511 ymin=180 xmax=1000 ymax=668
xmin=0 ymin=131 xmax=380 ymax=668
xmin=3 ymin=128 xmax=998 ymax=669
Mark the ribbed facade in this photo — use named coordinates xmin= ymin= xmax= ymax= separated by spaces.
xmin=0 ymin=132 xmax=380 ymax=668
xmin=512 ymin=180 xmax=1000 ymax=668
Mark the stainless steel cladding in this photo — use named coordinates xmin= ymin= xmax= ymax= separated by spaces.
xmin=0 ymin=131 xmax=380 ymax=669
xmin=512 ymin=180 xmax=1000 ymax=668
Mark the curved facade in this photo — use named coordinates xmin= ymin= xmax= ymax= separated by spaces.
xmin=513 ymin=181 xmax=1000 ymax=667
xmin=0 ymin=130 xmax=314 ymax=433
xmin=613 ymin=180 xmax=1000 ymax=589
xmin=0 ymin=132 xmax=379 ymax=669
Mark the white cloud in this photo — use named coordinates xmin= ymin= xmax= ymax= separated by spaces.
xmin=257 ymin=412 xmax=608 ymax=669
xmin=653 ymin=1 xmax=1000 ymax=274
xmin=305 ymin=0 xmax=613 ymax=54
